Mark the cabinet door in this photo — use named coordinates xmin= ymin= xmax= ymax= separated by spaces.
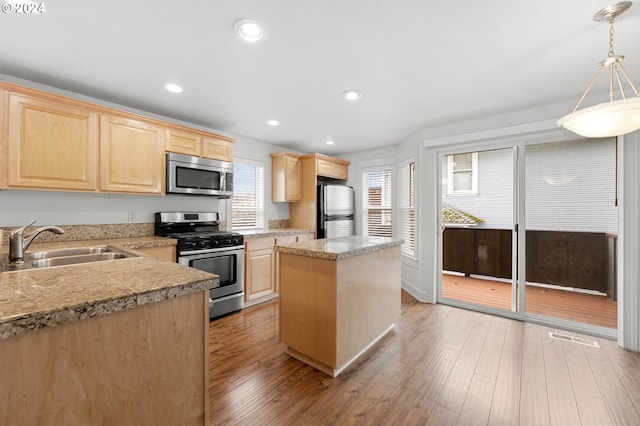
xmin=99 ymin=115 xmax=164 ymax=193
xmin=245 ymin=247 xmax=275 ymax=301
xmin=317 ymin=158 xmax=348 ymax=180
xmin=165 ymin=128 xmax=202 ymax=156
xmin=6 ymin=91 xmax=98 ymax=190
xmin=284 ymin=156 xmax=301 ymax=201
xmin=271 ymin=153 xmax=301 ymax=202
xmin=202 ymin=136 xmax=233 ymax=162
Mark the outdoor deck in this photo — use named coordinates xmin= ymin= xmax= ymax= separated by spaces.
xmin=442 ymin=274 xmax=617 ymax=329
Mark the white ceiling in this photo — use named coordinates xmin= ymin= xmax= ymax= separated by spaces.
xmin=1 ymin=0 xmax=639 ymax=155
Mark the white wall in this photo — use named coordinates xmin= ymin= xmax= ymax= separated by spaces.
xmin=0 ymin=75 xmax=291 ymax=229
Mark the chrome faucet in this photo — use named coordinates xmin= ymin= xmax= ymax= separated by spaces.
xmin=9 ymin=220 xmax=65 ymax=263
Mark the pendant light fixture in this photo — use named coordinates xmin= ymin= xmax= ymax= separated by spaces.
xmin=557 ymin=1 xmax=640 ymax=138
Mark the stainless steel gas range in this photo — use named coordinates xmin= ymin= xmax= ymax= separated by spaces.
xmin=154 ymin=212 xmax=244 ymax=320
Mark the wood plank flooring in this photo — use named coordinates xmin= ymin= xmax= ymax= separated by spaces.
xmin=442 ymin=274 xmax=617 ymax=329
xmin=209 ymin=291 xmax=640 ymax=425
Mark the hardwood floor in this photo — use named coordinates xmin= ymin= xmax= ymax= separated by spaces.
xmin=209 ymin=291 xmax=640 ymax=425
xmin=442 ymin=274 xmax=618 ymax=329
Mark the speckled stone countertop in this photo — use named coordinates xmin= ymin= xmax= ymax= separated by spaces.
xmin=0 ymin=237 xmax=216 ymax=340
xmin=274 ymin=236 xmax=403 ymax=260
xmin=239 ymin=228 xmax=314 ymax=239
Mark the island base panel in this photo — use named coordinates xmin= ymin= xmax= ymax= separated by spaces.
xmin=285 ymin=322 xmax=396 ymax=377
xmin=279 ymin=245 xmax=401 ymax=376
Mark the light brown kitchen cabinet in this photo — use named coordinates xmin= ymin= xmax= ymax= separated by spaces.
xmin=244 ymin=231 xmax=316 ymax=306
xmin=202 ymin=136 xmax=233 ymax=162
xmin=296 ymin=232 xmax=315 ymax=242
xmin=316 ymin=155 xmax=349 ymax=180
xmin=99 ymin=114 xmax=165 ymax=194
xmin=2 ymin=86 xmax=98 ymax=191
xmin=165 ymin=128 xmax=234 ymax=162
xmin=136 ymin=245 xmax=176 ymax=262
xmin=244 ymin=237 xmax=276 ymax=303
xmin=1 ymin=82 xmax=234 ymax=195
xmin=165 ymin=127 xmax=202 ymax=157
xmin=270 ymin=152 xmax=302 ymax=202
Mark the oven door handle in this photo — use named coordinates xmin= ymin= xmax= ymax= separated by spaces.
xmin=179 ymin=245 xmax=244 ymax=256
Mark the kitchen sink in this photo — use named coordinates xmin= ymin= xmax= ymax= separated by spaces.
xmin=1 ymin=246 xmax=138 ymax=272
xmin=24 ymin=246 xmax=113 ymax=260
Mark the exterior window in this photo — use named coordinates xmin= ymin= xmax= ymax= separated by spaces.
xmin=232 ymin=160 xmax=265 ymax=230
xmin=447 ymin=152 xmax=478 ymax=194
xmin=363 ymin=167 xmax=392 ymax=237
xmin=399 ymin=160 xmax=416 ymax=257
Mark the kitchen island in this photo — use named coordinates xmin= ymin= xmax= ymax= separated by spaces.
xmin=275 ymin=235 xmax=403 ymax=377
xmin=0 ymin=237 xmax=216 ymax=426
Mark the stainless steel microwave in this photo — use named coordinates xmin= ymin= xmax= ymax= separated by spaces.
xmin=166 ymin=153 xmax=233 ymax=198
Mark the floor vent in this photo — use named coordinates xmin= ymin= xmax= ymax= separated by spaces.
xmin=548 ymin=332 xmax=600 ymax=348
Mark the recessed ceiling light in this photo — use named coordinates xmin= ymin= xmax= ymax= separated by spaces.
xmin=267 ymin=119 xmax=279 ymax=126
xmin=342 ymin=90 xmax=363 ymax=101
xmin=164 ymin=83 xmax=183 ymax=93
xmin=326 ymin=139 xmax=334 ymax=145
xmin=235 ymin=19 xmax=264 ymax=42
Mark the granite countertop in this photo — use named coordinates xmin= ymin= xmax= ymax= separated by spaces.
xmin=239 ymin=228 xmax=314 ymax=239
xmin=0 ymin=236 xmax=217 ymax=340
xmin=274 ymin=235 xmax=404 ymax=260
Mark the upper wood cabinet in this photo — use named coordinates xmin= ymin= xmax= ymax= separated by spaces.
xmin=202 ymin=136 xmax=233 ymax=162
xmin=166 ymin=128 xmax=234 ymax=162
xmin=165 ymin=127 xmax=202 ymax=157
xmin=99 ymin=115 xmax=164 ymax=194
xmin=270 ymin=152 xmax=301 ymax=202
xmin=3 ymin=87 xmax=98 ymax=191
xmin=315 ymin=154 xmax=349 ymax=180
xmin=1 ymin=82 xmax=234 ymax=195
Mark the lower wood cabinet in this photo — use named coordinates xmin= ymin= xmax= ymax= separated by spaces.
xmin=245 ymin=237 xmax=276 ymax=303
xmin=244 ymin=231 xmax=315 ymax=306
xmin=135 ymin=245 xmax=176 ymax=262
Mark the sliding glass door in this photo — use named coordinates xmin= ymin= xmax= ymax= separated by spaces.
xmin=524 ymin=139 xmax=617 ymax=329
xmin=437 ymin=139 xmax=618 ymax=331
xmin=439 ymin=147 xmax=520 ymax=315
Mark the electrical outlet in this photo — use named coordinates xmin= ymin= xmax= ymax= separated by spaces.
xmin=128 ymin=210 xmax=135 ymax=223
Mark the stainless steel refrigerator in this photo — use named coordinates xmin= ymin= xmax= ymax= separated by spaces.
xmin=317 ymin=184 xmax=355 ymax=238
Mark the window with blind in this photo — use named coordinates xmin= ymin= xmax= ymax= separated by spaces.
xmin=399 ymin=160 xmax=416 ymax=257
xmin=362 ymin=167 xmax=392 ymax=237
xmin=232 ymin=160 xmax=265 ymax=230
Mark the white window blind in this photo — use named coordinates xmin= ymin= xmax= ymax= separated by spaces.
xmin=363 ymin=168 xmax=392 ymax=237
xmin=399 ymin=161 xmax=416 ymax=257
xmin=232 ymin=161 xmax=265 ymax=230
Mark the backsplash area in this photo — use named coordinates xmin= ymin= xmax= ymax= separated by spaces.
xmin=268 ymin=219 xmax=290 ymax=229
xmin=1 ymin=220 xmax=290 ymax=246
xmin=1 ymin=223 xmax=153 ymax=246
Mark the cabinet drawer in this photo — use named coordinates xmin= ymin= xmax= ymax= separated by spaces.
xmin=296 ymin=232 xmax=315 ymax=242
xmin=276 ymin=235 xmax=298 ymax=245
xmin=245 ymin=237 xmax=275 ymax=252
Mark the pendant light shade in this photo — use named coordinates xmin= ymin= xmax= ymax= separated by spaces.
xmin=558 ymin=97 xmax=640 ymax=138
xmin=558 ymin=2 xmax=640 ymax=138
